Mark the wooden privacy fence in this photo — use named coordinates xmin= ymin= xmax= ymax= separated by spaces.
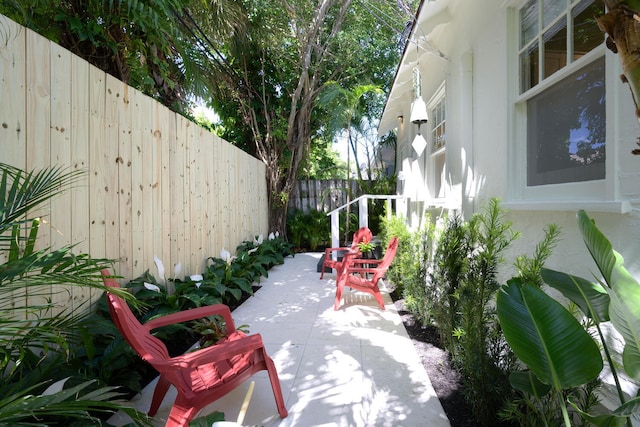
xmin=289 ymin=179 xmax=368 ymax=213
xmin=0 ymin=15 xmax=268 ymax=311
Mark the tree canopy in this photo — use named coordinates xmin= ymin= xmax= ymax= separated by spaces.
xmin=1 ymin=0 xmax=415 ymax=233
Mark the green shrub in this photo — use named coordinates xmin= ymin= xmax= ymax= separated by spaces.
xmin=84 ymin=235 xmax=293 ymax=392
xmin=286 ymin=209 xmax=332 ymax=250
xmin=498 ymin=220 xmax=605 ymax=426
xmin=429 ymin=199 xmax=520 ymax=426
xmin=378 ymin=209 xmax=413 ymax=294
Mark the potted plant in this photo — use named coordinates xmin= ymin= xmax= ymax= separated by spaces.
xmin=357 ymin=240 xmax=375 ymax=259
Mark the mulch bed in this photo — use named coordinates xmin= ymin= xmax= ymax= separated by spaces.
xmin=390 ymin=289 xmax=478 ymax=427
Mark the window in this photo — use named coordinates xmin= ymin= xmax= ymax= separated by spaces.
xmin=520 ymin=0 xmax=604 ymax=93
xmin=527 ymin=57 xmax=605 ymax=185
xmin=428 ymin=86 xmax=446 ymax=199
xmin=430 ymin=96 xmax=446 ymax=153
xmin=518 ymin=0 xmax=606 ymax=187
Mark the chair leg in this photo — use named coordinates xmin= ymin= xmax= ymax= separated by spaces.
xmin=165 ymin=400 xmax=200 ymax=427
xmin=334 ymin=283 xmax=344 ymax=310
xmin=372 ymin=288 xmax=386 ymax=310
xmin=320 ymin=262 xmax=326 ymax=279
xmin=264 ymin=351 xmax=288 ymax=418
xmin=148 ymin=375 xmax=172 ymax=416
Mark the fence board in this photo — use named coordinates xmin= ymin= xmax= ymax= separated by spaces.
xmin=87 ymin=63 xmax=106 ymax=307
xmin=25 ymin=28 xmax=51 ymax=254
xmin=289 ymin=179 xmax=367 ymax=214
xmin=117 ymin=83 xmax=133 ymax=280
xmin=24 ymin=27 xmax=52 ymax=314
xmin=0 ymin=16 xmax=26 ymax=171
xmin=0 ymin=15 xmax=268 ymax=315
xmin=0 ymin=16 xmax=26 ymax=271
xmin=131 ymin=88 xmax=145 ymax=275
xmin=50 ymin=42 xmax=73 ymax=312
xmin=70 ymin=54 xmax=91 ymax=310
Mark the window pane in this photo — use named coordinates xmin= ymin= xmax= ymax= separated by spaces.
xmin=430 ymin=97 xmax=446 ymax=152
xmin=543 ymin=20 xmax=567 ymax=78
xmin=573 ymin=0 xmax=604 ymax=59
xmin=527 ymin=57 xmax=605 ymax=186
xmin=543 ymin=0 xmax=565 ymax=28
xmin=521 ymin=44 xmax=539 ymax=93
xmin=521 ymin=0 xmax=538 ymax=48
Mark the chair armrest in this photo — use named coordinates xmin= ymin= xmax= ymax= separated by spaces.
xmin=349 ymin=259 xmax=382 ymax=266
xmin=346 ymin=267 xmax=379 ymax=275
xmin=324 ymin=246 xmax=350 ymax=256
xmin=164 ymin=333 xmax=265 ymax=369
xmin=144 ymin=304 xmax=236 ymax=334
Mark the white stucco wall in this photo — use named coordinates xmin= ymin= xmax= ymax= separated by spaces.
xmin=382 ymin=0 xmax=640 ymax=416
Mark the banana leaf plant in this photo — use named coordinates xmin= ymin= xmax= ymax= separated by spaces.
xmin=497 ymin=210 xmax=640 ymax=427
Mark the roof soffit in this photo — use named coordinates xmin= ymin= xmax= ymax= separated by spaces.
xmin=379 ymin=0 xmax=452 ymax=136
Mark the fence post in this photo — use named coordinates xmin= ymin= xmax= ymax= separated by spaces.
xmin=358 ymin=196 xmax=368 ymax=229
xmin=330 ymin=211 xmax=340 ymax=260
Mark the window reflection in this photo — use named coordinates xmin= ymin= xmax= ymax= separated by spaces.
xmin=527 ymin=57 xmax=605 ymax=186
xmin=573 ymin=0 xmax=604 ymax=59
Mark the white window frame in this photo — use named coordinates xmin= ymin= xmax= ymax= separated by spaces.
xmin=505 ymin=2 xmax=626 ymax=213
xmin=427 ymin=83 xmax=447 ymax=202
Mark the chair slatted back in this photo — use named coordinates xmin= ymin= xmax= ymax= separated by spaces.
xmin=102 ymin=271 xmax=171 ymax=364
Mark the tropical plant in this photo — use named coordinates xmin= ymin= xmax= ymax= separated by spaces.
xmin=191 ymin=314 xmax=249 ymax=348
xmin=441 ymin=199 xmax=519 ymax=426
xmin=286 ymin=209 xmax=331 ymax=250
xmin=318 ymin=83 xmax=385 ymax=244
xmin=497 ymin=224 xmax=602 ymax=426
xmin=0 ymin=0 xmax=246 ymax=112
xmin=428 ymin=211 xmax=472 ymax=350
xmin=378 ymin=208 xmax=437 ymax=324
xmin=378 ymin=206 xmax=413 ymax=293
xmin=0 ymin=162 xmax=148 ymax=425
xmin=497 ymin=210 xmax=640 ymax=427
xmin=357 ymin=240 xmax=374 ymax=254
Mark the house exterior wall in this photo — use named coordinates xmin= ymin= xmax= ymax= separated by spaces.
xmin=381 ymin=0 xmax=640 ymax=412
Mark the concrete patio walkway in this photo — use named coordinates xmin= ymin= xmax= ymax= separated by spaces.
xmin=109 ymin=252 xmax=450 ymax=427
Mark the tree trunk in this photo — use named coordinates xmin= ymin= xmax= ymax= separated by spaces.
xmin=598 ymin=0 xmax=640 ymax=154
xmin=264 ymin=0 xmax=353 ymax=238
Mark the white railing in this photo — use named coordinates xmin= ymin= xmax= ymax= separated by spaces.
xmin=326 ymin=194 xmax=403 ymax=260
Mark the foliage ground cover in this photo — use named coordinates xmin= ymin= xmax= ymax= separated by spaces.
xmin=0 ymin=162 xmax=295 ymax=426
xmin=381 ymin=199 xmax=640 ymax=427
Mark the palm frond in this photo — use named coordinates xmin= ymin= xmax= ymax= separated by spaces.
xmin=0 ymin=378 xmax=151 ymax=426
xmin=0 ymin=163 xmax=84 ymax=234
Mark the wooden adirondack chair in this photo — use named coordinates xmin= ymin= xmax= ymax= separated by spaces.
xmin=334 ymin=237 xmax=399 ymax=311
xmin=320 ymin=227 xmax=373 ymax=279
xmin=101 ymin=270 xmax=288 ymax=427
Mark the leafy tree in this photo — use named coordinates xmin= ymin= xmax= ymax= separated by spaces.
xmin=319 ymin=83 xmax=384 ymax=180
xmin=298 ymin=136 xmax=348 ymax=180
xmin=0 ymin=0 xmax=245 ymax=112
xmin=206 ymin=0 xmax=412 ymax=235
xmin=1 ymin=0 xmax=413 ymax=236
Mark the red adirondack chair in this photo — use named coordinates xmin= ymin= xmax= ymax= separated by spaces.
xmin=101 ymin=270 xmax=288 ymax=427
xmin=334 ymin=237 xmax=399 ymax=311
xmin=320 ymin=227 xmax=373 ymax=279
